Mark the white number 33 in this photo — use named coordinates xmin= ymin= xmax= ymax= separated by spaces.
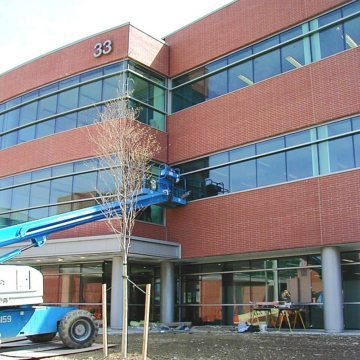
xmin=93 ymin=40 xmax=112 ymax=58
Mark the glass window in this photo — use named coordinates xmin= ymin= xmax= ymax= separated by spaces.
xmin=0 ymin=188 xmax=12 ymax=212
xmin=50 ymin=177 xmax=73 ymax=204
xmin=52 ymin=163 xmax=73 ymax=177
xmin=72 ymin=172 xmax=97 ymax=200
xmin=327 ymin=120 xmax=355 ymax=172
xmin=59 ymin=76 xmax=79 ymax=89
xmin=32 ymin=168 xmax=51 ymax=181
xmin=30 ymin=180 xmax=51 ymax=207
xmin=79 ymin=81 xmax=102 ymax=107
xmin=230 ymin=160 xmax=256 ymax=191
xmin=254 ymin=48 xmax=281 ymax=82
xmin=13 ymin=172 xmax=31 ymax=185
xmin=0 ymin=176 xmax=13 ymax=189
xmin=4 ymin=109 xmax=20 ymax=130
xmin=104 ymin=62 xmax=124 ymax=75
xmin=209 ymin=152 xmax=229 ymax=167
xmin=257 ymin=153 xmax=286 ymax=187
xmin=256 ymin=137 xmax=285 ymax=154
xmin=205 ymin=166 xmax=229 ymax=197
xmin=19 ymin=101 xmax=38 ymax=125
xmin=1 ymin=132 xmax=18 ymax=149
xmin=57 ymin=88 xmax=79 ymax=113
xmin=11 ymin=184 xmax=30 ymax=210
xmin=352 ymin=116 xmax=360 ymax=167
xmin=77 ymin=107 xmax=99 ymax=127
xmin=80 ymin=68 xmax=103 ymax=82
xmin=206 ymin=59 xmax=228 ymax=99
xmin=286 ymin=146 xmax=314 ymax=180
xmin=129 ymin=62 xmax=165 ymax=86
xmin=230 ymin=145 xmax=255 ymax=161
xmin=344 ymin=15 xmax=360 ymax=50
xmin=228 ymin=59 xmax=253 ymax=91
xmin=55 ymin=113 xmax=77 ymax=133
xmin=318 ymin=10 xmax=345 ymax=58
xmin=39 ymin=83 xmax=58 ymax=96
xmin=38 ymin=95 xmax=57 ymax=119
xmin=103 ymin=75 xmax=123 ymax=101
xmin=286 ymin=130 xmax=311 ymax=146
xmin=18 ymin=125 xmax=36 ymax=143
xmin=36 ymin=119 xmax=55 ymax=138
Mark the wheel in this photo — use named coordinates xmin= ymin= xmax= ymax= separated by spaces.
xmin=58 ymin=310 xmax=98 ymax=349
xmin=27 ymin=332 xmax=57 ymax=343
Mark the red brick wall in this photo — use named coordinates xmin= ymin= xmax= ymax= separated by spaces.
xmin=166 ymin=171 xmax=360 ymax=259
xmin=0 ymin=24 xmax=168 ymax=103
xmin=49 ymin=219 xmax=166 ymax=241
xmin=165 ymin=0 xmax=349 ymax=77
xmin=0 ymin=124 xmax=167 ymax=178
xmin=168 ymin=48 xmax=360 ymax=164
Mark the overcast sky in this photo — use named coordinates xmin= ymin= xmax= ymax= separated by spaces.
xmin=0 ymin=0 xmax=234 ymax=75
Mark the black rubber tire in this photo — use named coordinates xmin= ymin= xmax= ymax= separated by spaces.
xmin=58 ymin=309 xmax=98 ymax=349
xmin=27 ymin=332 xmax=57 ymax=343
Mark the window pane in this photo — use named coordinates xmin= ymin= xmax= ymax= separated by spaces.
xmin=2 ymin=132 xmax=18 ymax=148
xmin=103 ymin=75 xmax=122 ymax=101
xmin=11 ymin=184 xmax=30 ymax=210
xmin=36 ymin=119 xmax=55 ymax=138
xmin=77 ymin=107 xmax=99 ymax=127
xmin=286 ymin=146 xmax=314 ymax=180
xmin=50 ymin=177 xmax=73 ymax=204
xmin=319 ymin=25 xmax=345 ymax=58
xmin=57 ymin=88 xmax=79 ymax=113
xmin=256 ymin=137 xmax=285 ymax=154
xmin=14 ymin=173 xmax=31 ymax=185
xmin=353 ymin=116 xmax=360 ymax=167
xmin=4 ymin=109 xmax=20 ymax=130
xmin=79 ymin=81 xmax=102 ymax=107
xmin=29 ymin=207 xmax=49 ymax=221
xmin=254 ymin=49 xmax=281 ymax=82
xmin=19 ymin=101 xmax=38 ymax=125
xmin=230 ymin=145 xmax=255 ymax=161
xmin=32 ymin=168 xmax=51 ymax=181
xmin=52 ymin=163 xmax=73 ymax=177
xmin=38 ymin=95 xmax=58 ymax=119
xmin=286 ymin=130 xmax=311 ymax=146
xmin=257 ymin=153 xmax=286 ymax=186
xmin=59 ymin=76 xmax=79 ymax=89
xmin=30 ymin=180 xmax=51 ymax=207
xmin=18 ymin=125 xmax=36 ymax=143
xmin=55 ymin=113 xmax=77 ymax=132
xmin=206 ymin=70 xmax=228 ymax=99
xmin=228 ymin=60 xmax=253 ymax=91
xmin=281 ymin=39 xmax=305 ymax=72
xmin=205 ymin=166 xmax=229 ymax=197
xmin=0 ymin=188 xmax=12 ymax=212
xmin=172 ymin=79 xmax=206 ymax=112
xmin=328 ymin=136 xmax=355 ymax=172
xmin=72 ymin=172 xmax=97 ymax=200
xmin=80 ymin=68 xmax=103 ymax=82
xmin=344 ymin=16 xmax=360 ymax=50
xmin=253 ymin=36 xmax=279 ymax=54
xmin=230 ymin=159 xmax=256 ymax=191
xmin=209 ymin=152 xmax=229 ymax=167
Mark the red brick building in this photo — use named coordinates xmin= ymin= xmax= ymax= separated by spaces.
xmin=1 ymin=0 xmax=359 ymax=331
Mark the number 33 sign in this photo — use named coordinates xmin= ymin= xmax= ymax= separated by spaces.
xmin=93 ymin=40 xmax=113 ymax=58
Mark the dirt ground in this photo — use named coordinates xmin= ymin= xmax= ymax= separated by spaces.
xmin=50 ymin=327 xmax=360 ymax=360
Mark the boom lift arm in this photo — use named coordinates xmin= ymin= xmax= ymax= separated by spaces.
xmin=0 ymin=164 xmax=186 ymax=348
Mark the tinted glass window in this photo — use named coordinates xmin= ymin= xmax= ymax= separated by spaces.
xmin=55 ymin=113 xmax=77 ymax=133
xmin=57 ymin=88 xmax=79 ymax=113
xmin=103 ymin=75 xmax=122 ymax=101
xmin=256 ymin=137 xmax=285 ymax=154
xmin=257 ymin=153 xmax=286 ymax=186
xmin=286 ymin=146 xmax=314 ymax=180
xmin=230 ymin=145 xmax=255 ymax=161
xmin=38 ymin=95 xmax=57 ymax=119
xmin=30 ymin=180 xmax=51 ymax=207
xmin=228 ymin=49 xmax=254 ymax=91
xmin=36 ymin=119 xmax=55 ymax=137
xmin=11 ymin=184 xmax=30 ymax=210
xmin=254 ymin=48 xmax=281 ymax=82
xmin=4 ymin=109 xmax=20 ymax=130
xmin=79 ymin=81 xmax=102 ymax=107
xmin=344 ymin=15 xmax=360 ymax=50
xmin=18 ymin=125 xmax=36 ymax=143
xmin=230 ymin=160 xmax=256 ymax=191
xmin=50 ymin=177 xmax=73 ymax=204
xmin=19 ymin=102 xmax=38 ymax=125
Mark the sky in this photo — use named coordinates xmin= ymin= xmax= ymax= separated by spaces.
xmin=0 ymin=0 xmax=234 ymax=75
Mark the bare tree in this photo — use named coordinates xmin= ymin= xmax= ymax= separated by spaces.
xmin=90 ymin=96 xmax=160 ymax=358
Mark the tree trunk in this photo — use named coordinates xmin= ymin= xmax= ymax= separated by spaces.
xmin=121 ymin=256 xmax=128 ymax=358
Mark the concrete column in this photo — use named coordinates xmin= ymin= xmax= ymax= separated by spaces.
xmin=321 ymin=247 xmax=344 ymax=332
xmin=160 ymin=261 xmax=175 ymax=324
xmin=110 ymin=256 xmax=123 ymax=329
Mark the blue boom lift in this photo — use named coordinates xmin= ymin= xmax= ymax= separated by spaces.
xmin=0 ymin=164 xmax=186 ymax=348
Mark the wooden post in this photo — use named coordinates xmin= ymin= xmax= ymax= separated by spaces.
xmin=102 ymin=283 xmax=108 ymax=358
xmin=142 ymin=284 xmax=151 ymax=360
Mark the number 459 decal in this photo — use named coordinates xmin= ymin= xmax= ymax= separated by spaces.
xmin=93 ymin=40 xmax=112 ymax=58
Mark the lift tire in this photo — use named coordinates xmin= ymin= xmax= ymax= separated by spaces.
xmin=27 ymin=332 xmax=57 ymax=343
xmin=58 ymin=309 xmax=98 ymax=349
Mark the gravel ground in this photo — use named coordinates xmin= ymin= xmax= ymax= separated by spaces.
xmin=50 ymin=327 xmax=360 ymax=360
